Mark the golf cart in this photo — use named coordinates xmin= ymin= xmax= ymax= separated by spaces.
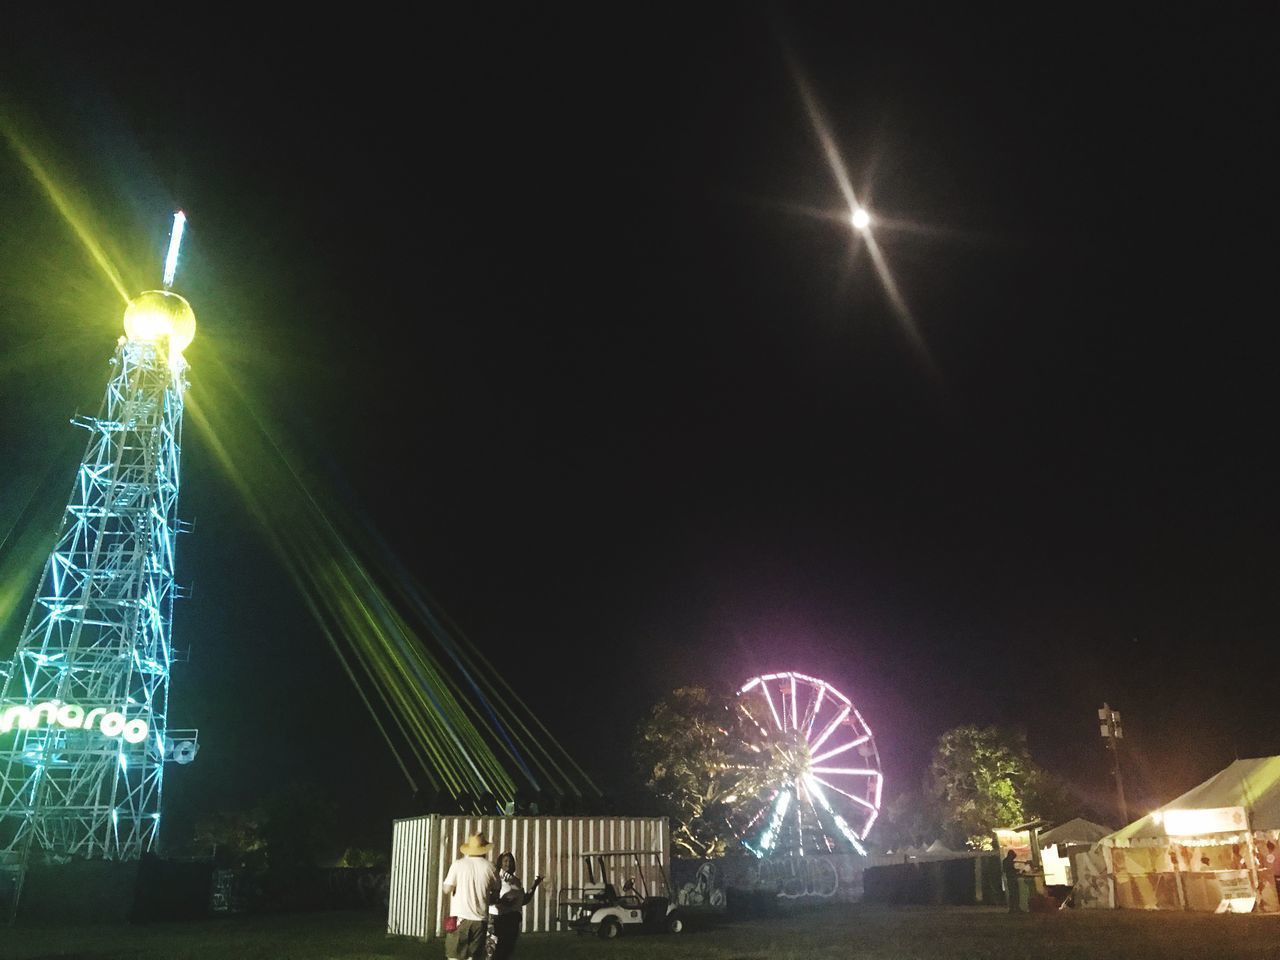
xmin=559 ymin=850 xmax=683 ymax=939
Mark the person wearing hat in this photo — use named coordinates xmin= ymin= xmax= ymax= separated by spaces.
xmin=441 ymin=833 xmax=500 ymax=960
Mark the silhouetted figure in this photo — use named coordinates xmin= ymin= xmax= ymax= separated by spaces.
xmin=1003 ymin=851 xmax=1022 ymax=913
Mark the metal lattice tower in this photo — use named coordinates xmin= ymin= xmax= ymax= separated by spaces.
xmin=0 ymin=274 xmax=197 ymax=910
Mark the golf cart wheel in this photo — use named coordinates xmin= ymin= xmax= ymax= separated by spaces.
xmin=598 ymin=918 xmax=621 ymax=940
xmin=667 ymin=915 xmax=684 ymax=934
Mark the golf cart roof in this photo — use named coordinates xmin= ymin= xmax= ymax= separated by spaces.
xmin=581 ymin=850 xmax=665 ymax=857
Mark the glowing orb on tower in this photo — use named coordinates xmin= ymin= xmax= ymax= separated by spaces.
xmin=123 ymin=289 xmax=197 ymax=358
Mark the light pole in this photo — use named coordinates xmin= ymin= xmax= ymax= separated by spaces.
xmin=1099 ymin=703 xmax=1128 ymax=824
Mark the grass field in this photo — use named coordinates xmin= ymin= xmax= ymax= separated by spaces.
xmin=4 ymin=905 xmax=1279 ymax=960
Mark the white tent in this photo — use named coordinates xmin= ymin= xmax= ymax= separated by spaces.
xmin=1031 ymin=818 xmax=1112 ymax=886
xmin=1083 ymin=756 xmax=1280 ymax=911
xmin=1109 ymin=757 xmax=1280 ymax=844
xmin=1039 ymin=818 xmax=1110 ymax=848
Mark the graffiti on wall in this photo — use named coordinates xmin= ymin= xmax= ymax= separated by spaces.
xmin=672 ymin=854 xmax=864 ymax=907
xmin=677 ymin=861 xmax=727 ymax=907
xmin=753 ymin=856 xmax=841 ymax=899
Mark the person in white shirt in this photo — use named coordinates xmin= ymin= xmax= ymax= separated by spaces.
xmin=441 ymin=833 xmax=499 ymax=960
xmin=490 ymin=851 xmax=543 ymax=960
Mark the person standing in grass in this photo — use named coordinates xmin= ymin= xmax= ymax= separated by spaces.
xmin=441 ymin=833 xmax=499 ymax=960
xmin=491 ymin=851 xmax=543 ymax=960
xmin=1003 ymin=850 xmax=1023 ymax=913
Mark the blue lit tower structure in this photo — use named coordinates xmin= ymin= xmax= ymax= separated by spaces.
xmin=0 ymin=216 xmax=197 ymax=903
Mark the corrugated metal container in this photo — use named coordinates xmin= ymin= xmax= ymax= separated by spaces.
xmin=387 ymin=815 xmax=670 ymax=940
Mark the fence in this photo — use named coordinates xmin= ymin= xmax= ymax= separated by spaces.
xmin=863 ymin=853 xmax=1002 ymax=905
xmin=387 ymin=814 xmax=669 ymax=940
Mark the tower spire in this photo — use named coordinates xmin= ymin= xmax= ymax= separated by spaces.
xmin=162 ymin=210 xmax=186 ymax=289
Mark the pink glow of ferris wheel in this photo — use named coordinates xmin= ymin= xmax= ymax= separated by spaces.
xmin=735 ymin=671 xmax=883 ymax=857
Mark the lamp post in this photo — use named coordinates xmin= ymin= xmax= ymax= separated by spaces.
xmin=1099 ymin=703 xmax=1128 ymax=824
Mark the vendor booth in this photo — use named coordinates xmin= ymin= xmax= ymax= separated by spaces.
xmin=1082 ymin=756 xmax=1280 ymax=912
xmin=1037 ymin=818 xmax=1111 ymax=886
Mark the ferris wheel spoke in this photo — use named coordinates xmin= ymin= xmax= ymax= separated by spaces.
xmin=738 ymin=701 xmax=771 ymax=740
xmin=755 ymin=788 xmax=792 ymax=855
xmin=810 ymin=766 xmax=880 ymax=777
xmin=759 ymin=682 xmax=784 ymax=733
xmin=798 ymin=781 xmax=831 ymax=852
xmin=795 ymin=784 xmax=805 ymax=852
xmin=803 ymin=774 xmax=867 ymax=855
xmin=811 ymin=774 xmax=877 ymax=813
xmin=741 ymin=797 xmax=773 ymax=834
xmin=809 ymin=705 xmax=850 ymax=753
xmin=810 ymin=734 xmax=870 ymax=765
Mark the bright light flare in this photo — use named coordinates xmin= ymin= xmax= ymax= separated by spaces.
xmin=783 ymin=49 xmax=936 ymax=374
xmin=786 ymin=50 xmax=859 ymax=216
xmin=123 ymin=290 xmax=197 ymax=359
xmin=0 ymin=120 xmax=130 ymax=304
xmin=163 ymin=210 xmax=187 ymax=288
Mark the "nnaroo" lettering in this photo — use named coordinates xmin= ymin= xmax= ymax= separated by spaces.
xmin=0 ymin=701 xmax=149 ymax=744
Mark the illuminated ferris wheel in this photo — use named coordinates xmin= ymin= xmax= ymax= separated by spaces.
xmin=733 ymin=672 xmax=883 ymax=857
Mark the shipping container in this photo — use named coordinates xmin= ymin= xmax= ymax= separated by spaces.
xmin=387 ymin=814 xmax=670 ymax=940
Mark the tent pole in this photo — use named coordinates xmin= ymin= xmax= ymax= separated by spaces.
xmin=1171 ymin=851 xmax=1187 ymax=911
xmin=1245 ymin=815 xmax=1261 ymax=909
xmin=1242 ymin=773 xmax=1262 ymax=910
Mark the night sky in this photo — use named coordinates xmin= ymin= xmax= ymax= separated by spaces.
xmin=1 ymin=8 xmax=1276 ymax=848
